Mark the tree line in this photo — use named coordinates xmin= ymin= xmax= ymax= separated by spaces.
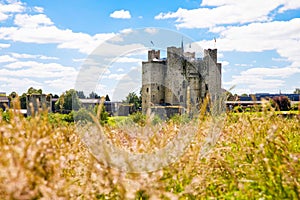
xmin=7 ymin=87 xmax=142 ymax=112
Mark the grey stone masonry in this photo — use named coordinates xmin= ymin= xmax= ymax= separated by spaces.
xmin=142 ymin=46 xmax=222 ymax=115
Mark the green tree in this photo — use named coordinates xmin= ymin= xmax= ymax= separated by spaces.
xmin=89 ymin=91 xmax=100 ymax=99
xmin=8 ymin=92 xmax=18 ymax=108
xmin=105 ymin=94 xmax=110 ymax=101
xmin=27 ymin=87 xmax=42 ymax=94
xmin=225 ymin=91 xmax=234 ymax=101
xmin=293 ymin=88 xmax=300 ymax=94
xmin=55 ymin=89 xmax=81 ymax=113
xmin=20 ymin=93 xmax=27 ymax=109
xmin=8 ymin=91 xmax=17 ymax=101
xmin=271 ymin=96 xmax=291 ymax=111
xmin=76 ymin=91 xmax=86 ymax=99
xmin=74 ymin=104 xmax=108 ymax=125
xmin=124 ymin=92 xmax=141 ymax=110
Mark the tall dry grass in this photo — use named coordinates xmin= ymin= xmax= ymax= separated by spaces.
xmin=0 ymin=99 xmax=299 ymax=199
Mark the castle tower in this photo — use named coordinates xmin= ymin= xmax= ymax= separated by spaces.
xmin=142 ymin=50 xmax=166 ymax=113
xmin=141 ymin=46 xmax=222 ymax=116
xmin=203 ymin=49 xmax=222 ymax=102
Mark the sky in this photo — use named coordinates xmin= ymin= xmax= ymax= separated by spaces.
xmin=0 ymin=0 xmax=300 ymax=100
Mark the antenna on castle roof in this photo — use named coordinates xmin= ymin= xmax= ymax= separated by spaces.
xmin=214 ymin=37 xmax=216 ymax=48
xmin=181 ymin=37 xmax=184 ymax=53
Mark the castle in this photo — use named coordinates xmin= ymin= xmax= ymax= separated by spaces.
xmin=141 ymin=45 xmax=222 ymax=115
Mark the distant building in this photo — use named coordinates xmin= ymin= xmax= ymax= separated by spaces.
xmin=0 ymin=92 xmax=9 ymax=111
xmin=142 ymin=46 xmax=222 ymax=116
xmin=51 ymin=98 xmax=125 ymax=116
xmin=26 ymin=94 xmax=52 ymax=116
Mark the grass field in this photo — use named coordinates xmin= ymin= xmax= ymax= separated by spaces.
xmin=0 ymin=102 xmax=299 ymax=199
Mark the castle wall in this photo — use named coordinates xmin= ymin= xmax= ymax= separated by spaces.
xmin=141 ymin=47 xmax=222 ymax=116
xmin=165 ymin=47 xmax=184 ymax=106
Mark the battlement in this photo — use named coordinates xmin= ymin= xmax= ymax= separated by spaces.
xmin=148 ymin=50 xmax=160 ymax=61
xmin=204 ymin=48 xmax=217 ymax=63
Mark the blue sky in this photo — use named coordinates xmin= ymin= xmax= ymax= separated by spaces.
xmin=0 ymin=0 xmax=300 ymax=100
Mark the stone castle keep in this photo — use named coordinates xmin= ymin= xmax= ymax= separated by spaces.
xmin=141 ymin=46 xmax=222 ymax=114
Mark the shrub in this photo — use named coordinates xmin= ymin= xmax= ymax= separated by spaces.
xmin=290 ymin=103 xmax=299 ymax=111
xmin=168 ymin=113 xmax=190 ymax=124
xmin=233 ymin=105 xmax=243 ymax=113
xmin=48 ymin=112 xmax=74 ymax=125
xmin=270 ymin=96 xmax=291 ymax=111
xmin=129 ymin=111 xmax=146 ymax=126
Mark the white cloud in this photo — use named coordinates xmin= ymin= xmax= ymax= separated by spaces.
xmin=241 ymin=66 xmax=300 ymax=78
xmin=0 ymin=55 xmax=17 ymax=63
xmin=144 ymin=28 xmax=159 ymax=34
xmin=197 ymin=18 xmax=300 ymax=70
xmin=14 ymin=13 xmax=53 ymax=27
xmin=234 ymin=63 xmax=253 ymax=67
xmin=110 ymin=10 xmax=131 ymax=19
xmin=120 ymin=28 xmax=133 ymax=34
xmin=272 ymin=57 xmax=288 ymax=62
xmin=0 ymin=1 xmax=24 ymax=21
xmin=44 ymin=76 xmax=77 ymax=93
xmin=279 ymin=0 xmax=300 ymax=13
xmin=0 ymin=43 xmax=11 ymax=48
xmin=11 ymin=52 xmax=36 ymax=59
xmin=72 ymin=58 xmax=86 ymax=63
xmin=39 ymin=55 xmax=59 ymax=60
xmin=223 ymin=64 xmax=300 ymax=94
xmin=11 ymin=52 xmax=58 ymax=60
xmin=220 ymin=60 xmax=229 ymax=67
xmin=92 ymin=42 xmax=146 ymax=57
xmin=33 ymin=6 xmax=44 ymax=13
xmin=103 ymin=73 xmax=128 ymax=80
xmin=0 ymin=77 xmax=43 ymax=94
xmin=111 ymin=57 xmax=143 ymax=63
xmin=155 ymin=0 xmax=300 ymax=29
xmin=2 ymin=61 xmax=77 ymax=77
xmin=0 ymin=13 xmax=117 ymax=54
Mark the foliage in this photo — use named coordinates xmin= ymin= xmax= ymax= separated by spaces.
xmin=290 ymin=103 xmax=299 ymax=111
xmin=233 ymin=105 xmax=243 ymax=112
xmin=124 ymin=92 xmax=141 ymax=110
xmin=73 ymin=108 xmax=93 ymax=123
xmin=270 ymin=95 xmax=291 ymax=111
xmin=94 ymin=104 xmax=109 ymax=125
xmin=19 ymin=93 xmax=27 ymax=109
xmin=129 ymin=111 xmax=146 ymax=126
xmin=76 ymin=90 xmax=86 ymax=99
xmin=0 ymin=108 xmax=10 ymax=122
xmin=88 ymin=91 xmax=100 ymax=99
xmin=73 ymin=104 xmax=108 ymax=126
xmin=293 ymin=88 xmax=300 ymax=94
xmin=8 ymin=91 xmax=17 ymax=108
xmin=55 ymin=89 xmax=81 ymax=113
xmin=27 ymin=87 xmax=42 ymax=95
xmin=168 ymin=113 xmax=191 ymax=124
xmin=48 ymin=112 xmax=74 ymax=125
